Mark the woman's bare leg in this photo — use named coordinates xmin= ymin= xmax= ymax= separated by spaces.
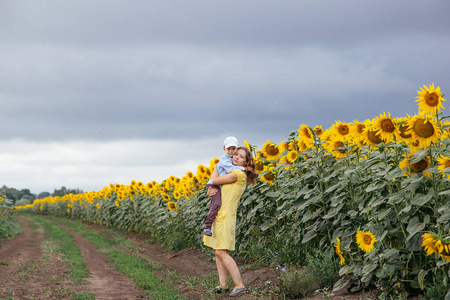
xmin=214 ymin=249 xmax=244 ymax=288
xmin=214 ymin=250 xmax=229 ymax=288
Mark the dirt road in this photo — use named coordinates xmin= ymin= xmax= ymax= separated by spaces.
xmin=0 ymin=216 xmax=277 ymax=300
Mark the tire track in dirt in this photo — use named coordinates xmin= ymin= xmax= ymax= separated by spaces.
xmin=0 ymin=215 xmax=39 ymax=275
xmin=0 ymin=215 xmax=45 ymax=298
xmin=51 ymin=221 xmax=150 ymax=300
xmin=0 ymin=215 xmax=88 ymax=299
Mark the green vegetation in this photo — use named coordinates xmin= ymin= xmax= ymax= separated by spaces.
xmin=28 ymin=215 xmax=90 ymax=285
xmin=48 ymin=216 xmax=185 ymax=300
xmin=0 ymin=193 xmax=21 ymax=242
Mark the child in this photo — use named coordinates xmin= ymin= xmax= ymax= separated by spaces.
xmin=203 ymin=136 xmax=245 ymax=236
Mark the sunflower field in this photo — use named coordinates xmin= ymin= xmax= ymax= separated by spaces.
xmin=15 ymin=84 xmax=450 ymax=299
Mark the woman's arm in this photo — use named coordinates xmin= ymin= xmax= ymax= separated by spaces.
xmin=212 ymin=165 xmax=238 ymax=185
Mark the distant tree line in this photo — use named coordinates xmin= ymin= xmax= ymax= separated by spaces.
xmin=1 ymin=185 xmax=83 ymax=207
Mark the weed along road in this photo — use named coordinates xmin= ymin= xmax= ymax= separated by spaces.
xmin=0 ymin=215 xmax=278 ymax=299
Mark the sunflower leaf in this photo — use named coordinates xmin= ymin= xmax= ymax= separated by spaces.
xmin=437 ymin=213 xmax=450 ymax=223
xmin=333 ymin=277 xmax=350 ymax=291
xmin=410 ymin=149 xmax=429 ymax=164
xmin=411 ymin=193 xmax=433 ymax=207
xmin=418 ymin=269 xmax=427 ymax=290
xmin=406 ymin=216 xmax=427 ymax=241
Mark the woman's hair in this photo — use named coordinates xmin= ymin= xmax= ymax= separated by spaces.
xmin=236 ymin=146 xmax=258 ymax=185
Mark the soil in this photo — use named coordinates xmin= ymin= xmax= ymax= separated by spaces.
xmin=0 ymin=216 xmax=420 ymax=299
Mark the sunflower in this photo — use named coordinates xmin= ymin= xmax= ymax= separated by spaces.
xmin=67 ymin=209 xmax=70 ymax=213
xmin=313 ymin=125 xmax=323 ymax=137
xmin=286 ymin=150 xmax=299 ymax=163
xmin=254 ymin=158 xmax=265 ymax=173
xmin=262 ymin=140 xmax=281 ymax=161
xmin=335 ymin=238 xmax=345 ymax=265
xmin=297 ymin=138 xmax=313 ymax=152
xmin=395 ymin=117 xmax=413 ymax=143
xmin=210 ymin=157 xmax=220 ymax=169
xmin=440 ymin=120 xmax=450 ymax=140
xmin=243 ymin=140 xmax=252 ymax=152
xmin=372 ymin=112 xmax=399 ymax=143
xmin=350 ymin=119 xmax=366 ymax=137
xmin=298 ymin=124 xmax=314 ymax=144
xmin=287 ymin=141 xmax=296 ymax=150
xmin=331 ymin=121 xmax=352 ymax=142
xmin=185 ymin=171 xmax=194 ymax=180
xmin=260 ymin=165 xmax=275 ymax=185
xmin=279 ymin=141 xmax=290 ymax=152
xmin=350 ymin=119 xmax=367 ymax=145
xmin=115 ymin=200 xmax=120 ymax=207
xmin=161 ymin=193 xmax=170 ymax=201
xmin=323 ymin=137 xmax=347 ymax=159
xmin=256 ymin=148 xmax=266 ymax=159
xmin=96 ymin=203 xmax=101 ymax=209
xmin=362 ymin=124 xmax=384 ymax=148
xmin=405 ymin=139 xmax=423 ymax=154
xmin=416 ymin=83 xmax=446 ymax=115
xmin=278 ymin=155 xmax=292 ymax=171
xmin=406 ymin=112 xmax=441 ymax=147
xmin=422 ymin=233 xmax=450 ymax=262
xmin=437 ymin=155 xmax=450 ymax=180
xmin=356 ymin=230 xmax=376 ymax=253
xmin=173 ymin=189 xmax=181 ymax=200
xmin=398 ymin=154 xmax=431 ymax=177
xmin=167 ymin=201 xmax=178 ymax=211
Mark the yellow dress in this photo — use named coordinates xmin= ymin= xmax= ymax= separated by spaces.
xmin=203 ymin=169 xmax=246 ymax=251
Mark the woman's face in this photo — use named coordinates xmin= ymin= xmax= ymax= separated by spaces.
xmin=233 ymin=149 xmax=247 ymax=166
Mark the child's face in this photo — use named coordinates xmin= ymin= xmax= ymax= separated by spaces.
xmin=224 ymin=146 xmax=237 ymax=157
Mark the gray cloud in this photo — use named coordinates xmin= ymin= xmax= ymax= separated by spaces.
xmin=1 ymin=0 xmax=449 ymax=192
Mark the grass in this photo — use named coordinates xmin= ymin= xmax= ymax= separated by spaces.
xmin=48 ymin=216 xmax=185 ymax=300
xmin=27 ymin=215 xmax=90 ymax=285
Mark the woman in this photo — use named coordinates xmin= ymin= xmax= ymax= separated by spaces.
xmin=203 ymin=146 xmax=258 ymax=297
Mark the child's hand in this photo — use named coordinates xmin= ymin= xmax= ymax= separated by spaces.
xmin=207 ymin=187 xmax=218 ymax=197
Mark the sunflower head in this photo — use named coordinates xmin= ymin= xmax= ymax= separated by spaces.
xmin=173 ymin=190 xmax=181 ymax=199
xmin=373 ymin=112 xmax=398 ymax=143
xmin=398 ymin=154 xmax=431 ymax=177
xmin=262 ymin=140 xmax=281 ymax=161
xmin=279 ymin=141 xmax=290 ymax=152
xmin=313 ymin=125 xmax=323 ymax=136
xmin=351 ymin=120 xmax=367 ymax=136
xmin=396 ymin=117 xmax=413 ymax=142
xmin=323 ymin=137 xmax=347 ymax=159
xmin=406 ymin=112 xmax=441 ymax=147
xmin=298 ymin=124 xmax=314 ymax=143
xmin=260 ymin=165 xmax=275 ymax=185
xmin=168 ymin=201 xmax=178 ymax=211
xmin=286 ymin=150 xmax=299 ymax=163
xmin=437 ymin=155 xmax=450 ymax=180
xmin=161 ymin=193 xmax=170 ymax=201
xmin=210 ymin=157 xmax=220 ymax=168
xmin=335 ymin=238 xmax=345 ymax=265
xmin=332 ymin=121 xmax=352 ymax=141
xmin=362 ymin=123 xmax=384 ymax=148
xmin=422 ymin=232 xmax=450 ymax=262
xmin=356 ymin=230 xmax=376 ymax=253
xmin=416 ymin=83 xmax=446 ymax=115
xmin=254 ymin=159 xmax=265 ymax=173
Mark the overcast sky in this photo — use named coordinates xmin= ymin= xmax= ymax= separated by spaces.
xmin=1 ymin=0 xmax=449 ymax=195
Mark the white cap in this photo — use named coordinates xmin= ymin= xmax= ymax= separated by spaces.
xmin=223 ymin=136 xmax=239 ymax=148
